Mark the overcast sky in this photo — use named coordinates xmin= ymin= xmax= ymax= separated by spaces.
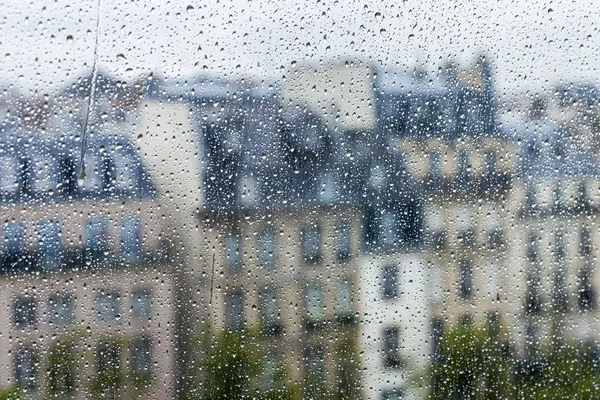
xmin=1 ymin=0 xmax=598 ymax=97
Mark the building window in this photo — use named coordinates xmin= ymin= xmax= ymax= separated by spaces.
xmin=337 ymin=279 xmax=353 ymax=317
xmin=578 ymin=261 xmax=595 ymax=311
xmin=335 ymin=222 xmax=351 ymax=261
xmin=81 ymin=154 xmax=101 ymax=192
xmin=239 ymin=175 xmax=258 ymax=206
xmin=380 ymin=210 xmax=397 ymax=249
xmin=381 ymin=389 xmax=404 ymax=400
xmin=14 ymin=297 xmax=36 ymax=329
xmin=304 ymin=345 xmax=324 ymax=374
xmin=225 ymin=233 xmax=242 ymax=271
xmin=30 ymin=154 xmax=56 ymax=194
xmin=456 ymin=150 xmax=470 ymax=184
xmin=131 ymin=336 xmax=152 ymax=378
xmin=580 ymin=227 xmax=592 ymax=256
xmin=14 ymin=347 xmax=36 ymax=390
xmin=3 ymin=222 xmax=25 ymax=273
xmin=113 ymin=151 xmax=136 ymax=191
xmin=37 ymin=220 xmax=61 ymax=270
xmin=49 ymin=295 xmax=74 ymax=326
xmin=459 ymin=261 xmax=473 ymax=300
xmin=459 ymin=228 xmax=476 ymax=247
xmin=526 ymin=231 xmax=540 ymax=263
xmin=257 ymin=228 xmax=276 ymax=269
xmin=305 ymin=283 xmax=324 ymax=323
xmin=428 ymin=151 xmax=442 ymax=187
xmin=121 ymin=215 xmax=141 ymax=264
xmin=301 ymin=225 xmax=322 ymax=264
xmin=95 ymin=291 xmax=120 ymax=323
xmin=0 ymin=155 xmax=18 ymax=195
xmin=85 ymin=218 xmax=110 ymax=262
xmin=226 ymin=292 xmax=244 ymax=330
xmin=260 ymin=289 xmax=281 ymax=335
xmin=383 ymin=327 xmax=401 ymax=368
xmin=132 ymin=289 xmax=152 ymax=320
xmin=382 ymin=265 xmax=399 ymax=299
xmin=524 ymin=184 xmax=537 ymax=215
xmin=318 ymin=172 xmax=338 ymax=202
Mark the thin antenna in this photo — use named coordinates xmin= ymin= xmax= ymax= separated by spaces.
xmin=78 ymin=0 xmax=102 ymax=186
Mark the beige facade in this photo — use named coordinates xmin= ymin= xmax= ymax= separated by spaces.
xmin=196 ymin=205 xmax=363 ymax=395
xmin=400 ymin=135 xmax=600 ymax=358
xmin=0 ymin=199 xmax=178 ymax=399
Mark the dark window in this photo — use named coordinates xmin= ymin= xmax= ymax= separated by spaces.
xmin=459 ymin=261 xmax=473 ymax=300
xmin=335 ymin=222 xmax=351 ymax=261
xmin=120 ymin=215 xmax=141 ymax=263
xmin=85 ymin=218 xmax=110 ymax=262
xmin=260 ymin=289 xmax=281 ymax=335
xmin=305 ymin=283 xmax=324 ymax=322
xmin=382 ymin=265 xmax=399 ymax=299
xmin=14 ymin=297 xmax=36 ymax=329
xmin=580 ymin=227 xmax=592 ymax=256
xmin=3 ymin=222 xmax=25 ymax=273
xmin=578 ymin=262 xmax=595 ymax=311
xmin=49 ymin=295 xmax=74 ymax=325
xmin=488 ymin=227 xmax=504 ymax=249
xmin=304 ymin=345 xmax=324 ymax=374
xmin=337 ymin=279 xmax=353 ymax=316
xmin=459 ymin=228 xmax=476 ymax=247
xmin=383 ymin=327 xmax=401 ymax=368
xmin=524 ymin=184 xmax=537 ymax=215
xmin=225 ymin=233 xmax=242 ymax=271
xmin=428 ymin=152 xmax=442 ymax=187
xmin=132 ymin=289 xmax=152 ymax=320
xmin=14 ymin=347 xmax=36 ymax=389
xmin=526 ymin=232 xmax=540 ymax=263
xmin=381 ymin=389 xmax=404 ymax=400
xmin=430 ymin=229 xmax=446 ymax=249
xmin=379 ymin=210 xmax=397 ymax=249
xmin=37 ymin=220 xmax=61 ymax=270
xmin=131 ymin=336 xmax=152 ymax=377
xmin=257 ymin=228 xmax=276 ymax=269
xmin=456 ymin=150 xmax=470 ymax=184
xmin=226 ymin=292 xmax=244 ymax=330
xmin=95 ymin=291 xmax=120 ymax=323
xmin=301 ymin=225 xmax=322 ymax=263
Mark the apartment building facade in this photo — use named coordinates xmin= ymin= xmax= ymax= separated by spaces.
xmin=0 ymin=128 xmax=178 ymax=399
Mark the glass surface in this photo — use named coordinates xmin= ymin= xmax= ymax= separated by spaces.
xmin=3 ymin=0 xmax=600 ymax=398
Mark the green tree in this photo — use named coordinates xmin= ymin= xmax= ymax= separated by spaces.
xmin=181 ymin=324 xmax=297 ymax=400
xmin=430 ymin=321 xmax=514 ymax=400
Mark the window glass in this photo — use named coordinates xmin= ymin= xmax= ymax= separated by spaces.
xmin=6 ymin=1 xmax=600 ymax=398
xmin=49 ymin=295 xmax=74 ymax=325
xmin=301 ymin=224 xmax=322 ymax=263
xmin=14 ymin=297 xmax=36 ymax=329
xmin=225 ymin=233 xmax=242 ymax=272
xmin=37 ymin=220 xmax=61 ymax=270
xmin=14 ymin=347 xmax=36 ymax=390
xmin=382 ymin=265 xmax=399 ymax=299
xmin=0 ymin=156 xmax=18 ymax=195
xmin=120 ymin=215 xmax=141 ymax=263
xmin=132 ymin=289 xmax=152 ymax=320
xmin=257 ymin=228 xmax=276 ymax=269
xmin=95 ymin=291 xmax=120 ymax=323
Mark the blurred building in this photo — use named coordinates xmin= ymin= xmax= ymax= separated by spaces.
xmin=0 ymin=128 xmax=178 ymax=399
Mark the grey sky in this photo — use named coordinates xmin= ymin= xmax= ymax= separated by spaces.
xmin=1 ymin=0 xmax=598 ymax=96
